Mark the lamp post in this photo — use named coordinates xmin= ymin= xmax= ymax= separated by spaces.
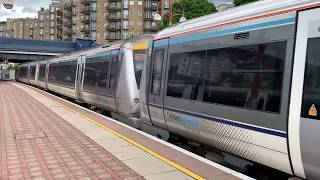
xmin=153 ymin=0 xmax=187 ymax=26
xmin=3 ymin=0 xmax=13 ymax=9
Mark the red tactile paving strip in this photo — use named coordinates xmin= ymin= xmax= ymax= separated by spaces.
xmin=0 ymin=82 xmax=144 ymax=180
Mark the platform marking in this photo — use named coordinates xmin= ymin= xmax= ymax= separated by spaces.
xmin=15 ymin=82 xmax=251 ymax=179
xmin=52 ymin=100 xmax=205 ymax=180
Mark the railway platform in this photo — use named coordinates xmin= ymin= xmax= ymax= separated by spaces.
xmin=0 ymin=81 xmax=252 ymax=180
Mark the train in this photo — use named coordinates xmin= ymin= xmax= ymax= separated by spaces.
xmin=16 ymin=0 xmax=320 ymax=179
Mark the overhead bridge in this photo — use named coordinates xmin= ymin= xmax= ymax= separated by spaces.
xmin=0 ymin=37 xmax=96 ymax=63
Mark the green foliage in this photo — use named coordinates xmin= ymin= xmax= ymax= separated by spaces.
xmin=233 ymin=0 xmax=259 ymax=6
xmin=6 ymin=64 xmax=16 ymax=70
xmin=161 ymin=0 xmax=216 ymax=29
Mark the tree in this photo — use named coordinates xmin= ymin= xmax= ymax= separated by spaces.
xmin=233 ymin=0 xmax=259 ymax=6
xmin=6 ymin=63 xmax=16 ymax=70
xmin=161 ymin=0 xmax=216 ymax=29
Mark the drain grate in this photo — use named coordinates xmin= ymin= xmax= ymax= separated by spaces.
xmin=14 ymin=131 xmax=47 ymax=140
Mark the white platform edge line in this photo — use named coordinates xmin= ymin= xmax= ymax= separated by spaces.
xmin=17 ymin=83 xmax=254 ymax=180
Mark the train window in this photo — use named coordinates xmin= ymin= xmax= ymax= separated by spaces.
xmin=48 ymin=60 xmax=77 ymax=88
xmin=38 ymin=64 xmax=46 ymax=82
xmin=167 ymin=50 xmax=206 ymax=100
xmin=19 ymin=67 xmax=28 ymax=79
xmin=301 ymin=37 xmax=320 ymax=119
xmin=83 ymin=54 xmax=109 ymax=96
xmin=151 ymin=48 xmax=164 ymax=95
xmin=30 ymin=66 xmax=36 ymax=80
xmin=133 ymin=50 xmax=146 ymax=89
xmin=167 ymin=41 xmax=287 ymax=113
xmin=107 ymin=50 xmax=119 ymax=95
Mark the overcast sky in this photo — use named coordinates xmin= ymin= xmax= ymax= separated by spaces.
xmin=0 ymin=0 xmax=233 ymax=21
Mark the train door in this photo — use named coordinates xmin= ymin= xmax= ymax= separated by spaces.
xmin=45 ymin=63 xmax=49 ymax=89
xmin=76 ymin=55 xmax=86 ymax=100
xmin=288 ymin=7 xmax=320 ymax=179
xmin=27 ymin=66 xmax=30 ymax=84
xmin=107 ymin=49 xmax=119 ymax=112
xmin=147 ymin=38 xmax=170 ymax=129
xmin=35 ymin=63 xmax=39 ymax=84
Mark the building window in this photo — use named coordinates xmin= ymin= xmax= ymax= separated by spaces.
xmin=138 ymin=1 xmax=142 ymax=5
xmin=130 ymin=1 xmax=134 ymax=5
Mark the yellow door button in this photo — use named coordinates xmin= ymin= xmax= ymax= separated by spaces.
xmin=309 ymin=104 xmax=318 ymax=117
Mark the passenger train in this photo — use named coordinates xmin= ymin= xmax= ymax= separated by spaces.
xmin=17 ymin=35 xmax=153 ymax=128
xmin=16 ymin=0 xmax=320 ymax=179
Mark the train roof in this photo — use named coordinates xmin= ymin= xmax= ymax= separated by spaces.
xmin=17 ymin=35 xmax=154 ymax=66
xmin=155 ymin=0 xmax=319 ymax=39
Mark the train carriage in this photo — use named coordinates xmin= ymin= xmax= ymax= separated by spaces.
xmin=140 ymin=0 xmax=320 ymax=179
xmin=17 ymin=35 xmax=152 ymax=129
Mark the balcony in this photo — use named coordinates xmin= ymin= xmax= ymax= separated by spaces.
xmin=81 ymin=7 xmax=91 ymax=14
xmin=107 ymin=15 xmax=121 ymax=21
xmin=144 ymin=16 xmax=153 ymax=20
xmin=64 ymin=5 xmax=72 ymax=11
xmin=57 ymin=10 xmax=63 ymax=16
xmin=81 ymin=0 xmax=90 ymax=6
xmin=80 ymin=26 xmax=90 ymax=33
xmin=107 ymin=36 xmax=121 ymax=41
xmin=57 ymin=19 xmax=62 ymax=25
xmin=107 ymin=6 xmax=121 ymax=11
xmin=145 ymin=5 xmax=158 ymax=10
xmin=63 ymin=21 xmax=72 ymax=27
xmin=64 ymin=29 xmax=72 ymax=35
xmin=81 ymin=17 xmax=90 ymax=24
xmin=107 ymin=26 xmax=121 ymax=31
xmin=64 ymin=11 xmax=72 ymax=17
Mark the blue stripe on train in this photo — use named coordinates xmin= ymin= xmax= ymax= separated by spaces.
xmin=154 ymin=17 xmax=296 ymax=47
xmin=148 ymin=103 xmax=287 ymax=138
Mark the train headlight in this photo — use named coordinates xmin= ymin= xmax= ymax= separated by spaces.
xmin=134 ymin=98 xmax=139 ymax=104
